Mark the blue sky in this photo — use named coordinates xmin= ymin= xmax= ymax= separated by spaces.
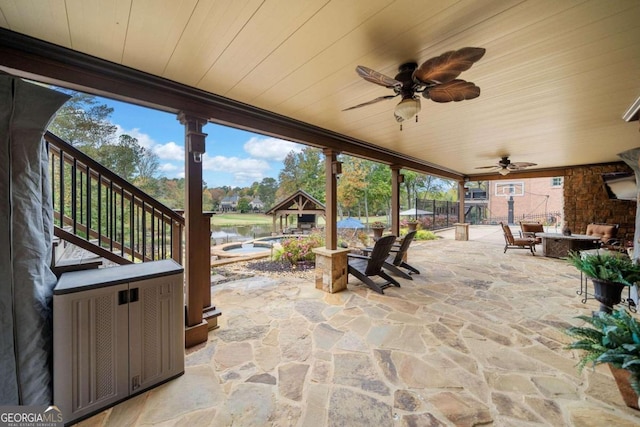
xmin=101 ymin=97 xmax=304 ymax=188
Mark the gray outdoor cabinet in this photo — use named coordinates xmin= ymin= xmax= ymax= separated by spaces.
xmin=53 ymin=260 xmax=185 ymax=425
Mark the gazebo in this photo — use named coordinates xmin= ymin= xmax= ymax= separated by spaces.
xmin=266 ymin=190 xmax=325 ymax=234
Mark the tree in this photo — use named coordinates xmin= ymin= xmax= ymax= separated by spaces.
xmin=257 ymin=177 xmax=278 ymax=209
xmin=367 ymin=163 xmax=391 ymax=216
xmin=401 ymin=170 xmax=420 ymax=208
xmin=135 ymin=147 xmax=160 ymax=195
xmin=97 ymin=134 xmax=143 ymax=181
xmin=237 ymin=197 xmax=251 ymax=213
xmin=206 ymin=187 xmax=226 ymax=211
xmin=277 ymin=147 xmax=324 ymax=201
xmin=337 ymin=156 xmax=368 ymax=217
xmin=49 ymin=90 xmax=116 ymax=148
xmin=157 ymin=178 xmax=185 ymax=209
xmin=416 ymin=175 xmax=455 ymax=200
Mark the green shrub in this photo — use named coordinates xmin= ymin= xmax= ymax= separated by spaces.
xmin=567 ymin=251 xmax=640 ymax=286
xmin=415 ymin=229 xmax=437 ymax=240
xmin=565 ymin=309 xmax=640 ymax=394
xmin=271 ymin=245 xmax=285 ymax=261
xmin=280 ymin=233 xmax=324 ymax=265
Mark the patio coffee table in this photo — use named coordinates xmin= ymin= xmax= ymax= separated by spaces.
xmin=535 ymin=232 xmax=600 ymax=258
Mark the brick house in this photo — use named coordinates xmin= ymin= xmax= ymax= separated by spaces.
xmin=486 ymin=176 xmax=565 ymax=225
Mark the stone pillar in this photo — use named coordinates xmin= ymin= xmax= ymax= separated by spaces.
xmin=178 ymin=112 xmax=211 ymax=347
xmin=455 ymin=223 xmax=470 ymax=241
xmin=391 ymin=166 xmax=402 ymax=237
xmin=312 ymin=247 xmax=350 ymax=293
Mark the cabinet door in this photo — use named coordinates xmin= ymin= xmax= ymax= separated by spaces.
xmin=128 ymin=273 xmax=184 ymax=393
xmin=53 ymin=283 xmax=129 ymax=422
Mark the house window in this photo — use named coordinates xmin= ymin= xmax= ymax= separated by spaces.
xmin=551 ymin=177 xmax=563 ymax=187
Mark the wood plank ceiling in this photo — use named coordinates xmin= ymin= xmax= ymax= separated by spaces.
xmin=1 ymin=0 xmax=639 ymax=179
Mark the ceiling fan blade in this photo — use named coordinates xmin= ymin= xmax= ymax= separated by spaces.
xmin=508 ymin=162 xmax=537 ymax=170
xmin=342 ymin=95 xmax=398 ymax=111
xmin=425 ymin=80 xmax=480 ymax=103
xmin=475 ymin=165 xmax=500 ymax=170
xmin=414 ymin=47 xmax=486 ymax=84
xmin=355 ymin=65 xmax=402 ymax=89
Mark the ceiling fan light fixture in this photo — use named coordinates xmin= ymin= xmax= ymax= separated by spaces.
xmin=498 ymin=167 xmax=510 ymax=176
xmin=394 ymin=97 xmax=421 ymax=121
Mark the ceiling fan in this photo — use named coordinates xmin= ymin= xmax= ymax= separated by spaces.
xmin=343 ymin=47 xmax=486 ymax=124
xmin=475 ymin=156 xmax=537 ymax=176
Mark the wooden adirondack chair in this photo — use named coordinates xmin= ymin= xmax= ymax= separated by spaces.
xmin=364 ymin=230 xmax=420 ymax=280
xmin=348 ymin=234 xmax=400 ymax=294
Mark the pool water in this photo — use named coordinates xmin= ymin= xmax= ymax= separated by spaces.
xmin=223 ymin=244 xmax=270 ymax=254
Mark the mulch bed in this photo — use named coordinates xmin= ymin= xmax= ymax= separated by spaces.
xmin=247 ymin=260 xmax=315 ymax=273
xmin=211 ymin=260 xmax=315 ymax=285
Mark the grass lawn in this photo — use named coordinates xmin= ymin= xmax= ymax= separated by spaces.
xmin=211 ymin=213 xmax=273 ymax=225
xmin=210 ymin=212 xmax=388 ymax=226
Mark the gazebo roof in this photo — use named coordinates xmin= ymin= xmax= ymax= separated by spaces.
xmin=265 ymin=190 xmax=325 ymax=216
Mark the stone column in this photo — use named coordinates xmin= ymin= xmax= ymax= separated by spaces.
xmin=312 ymin=247 xmax=350 ymax=293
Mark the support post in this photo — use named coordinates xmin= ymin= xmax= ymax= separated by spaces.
xmin=313 ymin=149 xmax=349 ymax=293
xmin=391 ymin=165 xmax=401 ymax=237
xmin=459 ymin=181 xmax=466 ymax=223
xmin=619 ymin=147 xmax=640 ymax=262
xmin=201 ymin=211 xmax=219 ymax=330
xmin=324 ymin=149 xmax=338 ymax=250
xmin=178 ymin=112 xmax=212 ymax=347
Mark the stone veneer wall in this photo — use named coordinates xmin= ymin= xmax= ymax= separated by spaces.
xmin=563 ymin=162 xmax=636 ymax=242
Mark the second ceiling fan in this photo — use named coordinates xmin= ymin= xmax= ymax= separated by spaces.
xmin=475 ymin=156 xmax=537 ymax=176
xmin=344 ymin=47 xmax=486 ymax=123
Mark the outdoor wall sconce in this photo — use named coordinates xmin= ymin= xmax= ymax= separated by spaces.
xmin=332 ymin=161 xmax=342 ymax=176
xmin=398 ymin=174 xmax=405 ymax=183
xmin=188 ymin=139 xmax=205 ymax=163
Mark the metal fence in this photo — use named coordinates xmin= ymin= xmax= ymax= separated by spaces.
xmin=410 ymin=199 xmax=460 ymax=230
xmin=484 ymin=210 xmax=563 ymax=226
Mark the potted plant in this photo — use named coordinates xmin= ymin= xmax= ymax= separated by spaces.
xmin=406 ymin=219 xmax=419 ymax=232
xmin=370 ymin=221 xmax=386 ymax=239
xmin=565 ymin=309 xmax=640 ymax=409
xmin=567 ymin=251 xmax=640 ymax=313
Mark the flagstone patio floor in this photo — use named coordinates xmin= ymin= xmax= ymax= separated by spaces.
xmin=78 ymin=225 xmax=640 ymax=426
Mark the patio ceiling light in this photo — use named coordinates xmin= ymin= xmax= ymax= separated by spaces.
xmin=394 ymin=96 xmax=421 ymax=122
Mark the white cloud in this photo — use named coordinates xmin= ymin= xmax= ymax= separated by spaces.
xmin=114 ymin=124 xmax=184 ymax=161
xmin=243 ymin=136 xmax=303 ymax=161
xmin=202 ymin=154 xmax=270 ymax=183
xmin=154 ymin=141 xmax=184 ymax=161
xmin=159 ymin=163 xmax=179 ymax=172
xmin=158 ymin=162 xmax=184 ymax=179
xmin=114 ymin=125 xmax=155 ymax=149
